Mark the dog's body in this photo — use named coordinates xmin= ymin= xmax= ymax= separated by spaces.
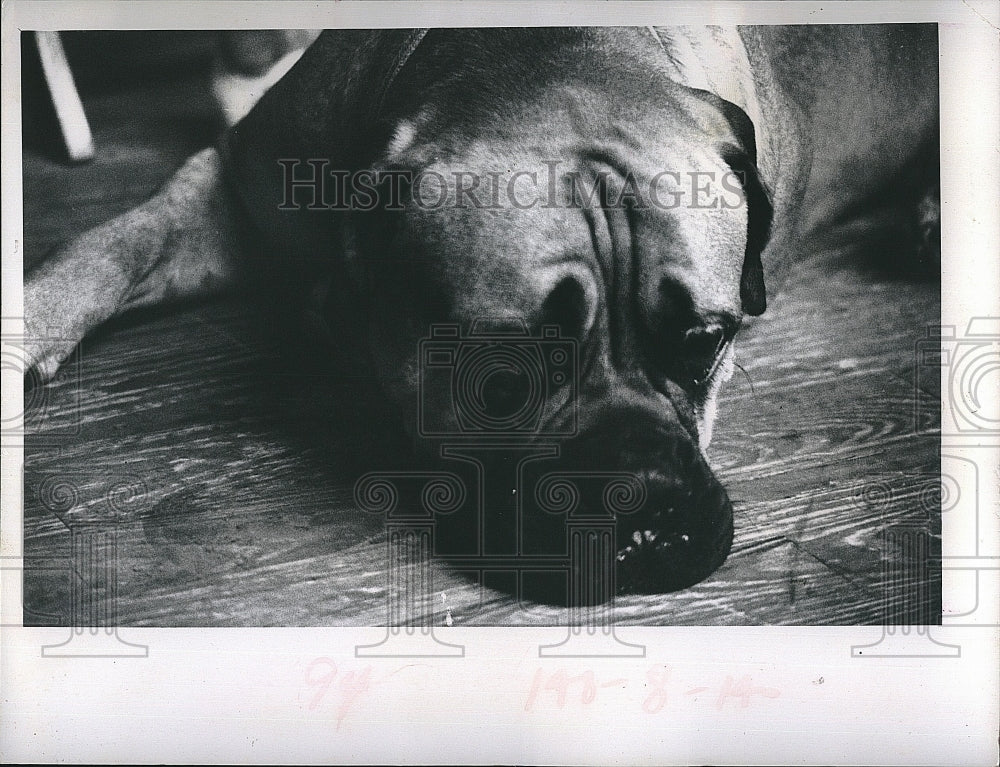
xmin=24 ymin=26 xmax=938 ymax=596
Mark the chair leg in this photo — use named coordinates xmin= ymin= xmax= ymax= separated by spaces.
xmin=35 ymin=31 xmax=94 ymax=163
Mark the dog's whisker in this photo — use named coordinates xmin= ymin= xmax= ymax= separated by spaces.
xmin=734 ymin=362 xmax=754 ymax=393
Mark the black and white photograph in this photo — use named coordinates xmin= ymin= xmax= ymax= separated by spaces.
xmin=20 ymin=23 xmax=943 ymax=626
xmin=2 ymin=1 xmax=998 ymax=764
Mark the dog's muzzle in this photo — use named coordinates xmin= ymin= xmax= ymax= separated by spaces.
xmin=540 ymin=405 xmax=734 ymax=595
xmin=428 ymin=400 xmax=735 ymax=605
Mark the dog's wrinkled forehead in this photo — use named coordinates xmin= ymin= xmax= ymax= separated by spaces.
xmin=367 ymin=145 xmax=600 ymax=325
xmin=367 ymin=84 xmax=765 ymax=321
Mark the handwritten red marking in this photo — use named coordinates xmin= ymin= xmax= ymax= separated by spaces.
xmin=715 ymin=674 xmax=781 ymax=710
xmin=524 ymin=666 xmax=780 ymax=715
xmin=305 ymin=657 xmax=338 ymax=711
xmin=524 ymin=668 xmax=544 ymax=711
xmin=304 ymin=657 xmax=374 ymax=729
xmin=525 ymin=668 xmax=598 ymax=711
xmin=334 ymin=666 xmax=373 ymax=729
xmin=642 ymin=665 xmax=671 ymax=714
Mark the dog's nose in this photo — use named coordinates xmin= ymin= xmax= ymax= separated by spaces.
xmin=610 ymin=467 xmax=733 ymax=594
xmin=548 ymin=406 xmax=734 ymax=595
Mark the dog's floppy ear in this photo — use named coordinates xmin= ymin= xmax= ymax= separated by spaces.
xmin=680 ymin=88 xmax=772 ymax=316
xmin=684 ymin=88 xmax=760 ymax=163
xmin=719 ymin=144 xmax=772 ymax=316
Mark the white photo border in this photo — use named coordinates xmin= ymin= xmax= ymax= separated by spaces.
xmin=2 ymin=2 xmax=997 ymax=764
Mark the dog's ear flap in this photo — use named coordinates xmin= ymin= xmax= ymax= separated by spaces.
xmin=719 ymin=143 xmax=772 ymax=317
xmin=683 ymin=88 xmax=759 ymax=163
xmin=679 ymin=87 xmax=770 ymax=315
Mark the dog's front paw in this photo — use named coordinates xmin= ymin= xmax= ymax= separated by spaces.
xmin=23 ymin=255 xmax=97 ymax=385
xmin=27 ymin=348 xmax=75 ymax=385
xmin=18 ymin=322 xmax=82 ymax=386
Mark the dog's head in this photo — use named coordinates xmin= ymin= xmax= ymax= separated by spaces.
xmin=331 ymin=30 xmax=773 ymax=596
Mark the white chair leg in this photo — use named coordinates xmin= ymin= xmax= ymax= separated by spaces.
xmin=35 ymin=30 xmax=94 ymax=163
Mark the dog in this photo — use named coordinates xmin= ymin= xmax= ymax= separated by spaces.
xmin=23 ymin=26 xmax=939 ymax=597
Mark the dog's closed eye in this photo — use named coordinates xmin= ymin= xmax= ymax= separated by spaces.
xmin=678 ymin=322 xmax=734 ymax=390
xmin=683 ymin=324 xmax=727 ymax=377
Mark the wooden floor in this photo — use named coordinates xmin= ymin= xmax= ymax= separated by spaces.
xmin=20 ymin=54 xmax=940 ymax=627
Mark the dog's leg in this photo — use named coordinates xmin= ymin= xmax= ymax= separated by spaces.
xmin=24 ymin=146 xmax=240 ymax=381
